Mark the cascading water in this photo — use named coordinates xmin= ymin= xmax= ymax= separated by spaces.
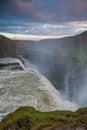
xmin=0 ymin=57 xmax=77 ymax=120
xmin=64 ymin=65 xmax=87 ymax=107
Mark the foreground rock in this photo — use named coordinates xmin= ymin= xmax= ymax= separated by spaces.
xmin=0 ymin=107 xmax=87 ymax=130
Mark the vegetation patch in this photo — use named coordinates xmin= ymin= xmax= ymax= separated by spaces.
xmin=0 ymin=107 xmax=87 ymax=130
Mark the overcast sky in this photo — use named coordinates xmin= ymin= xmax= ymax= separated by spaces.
xmin=0 ymin=0 xmax=87 ymax=40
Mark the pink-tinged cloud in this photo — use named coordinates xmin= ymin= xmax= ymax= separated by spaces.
xmin=34 ymin=12 xmax=48 ymax=20
xmin=69 ymin=21 xmax=87 ymax=28
xmin=34 ymin=12 xmax=54 ymax=23
xmin=76 ymin=1 xmax=87 ymax=10
xmin=11 ymin=0 xmax=30 ymax=10
xmin=11 ymin=0 xmax=42 ymax=10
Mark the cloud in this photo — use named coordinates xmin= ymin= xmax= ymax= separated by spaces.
xmin=75 ymin=0 xmax=87 ymax=10
xmin=0 ymin=0 xmax=87 ymax=38
xmin=67 ymin=21 xmax=87 ymax=33
xmin=0 ymin=19 xmax=87 ymax=37
xmin=0 ymin=0 xmax=87 ymax=23
xmin=12 ymin=0 xmax=30 ymax=9
xmin=68 ymin=21 xmax=87 ymax=28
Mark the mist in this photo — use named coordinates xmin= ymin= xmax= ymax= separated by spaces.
xmin=17 ymin=31 xmax=87 ymax=108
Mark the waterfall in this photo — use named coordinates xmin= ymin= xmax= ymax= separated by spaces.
xmin=0 ymin=57 xmax=77 ymax=120
xmin=64 ymin=65 xmax=87 ymax=107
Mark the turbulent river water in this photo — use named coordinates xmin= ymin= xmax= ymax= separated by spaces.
xmin=0 ymin=58 xmax=78 ymax=120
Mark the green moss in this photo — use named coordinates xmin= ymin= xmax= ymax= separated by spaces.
xmin=0 ymin=106 xmax=87 ymax=130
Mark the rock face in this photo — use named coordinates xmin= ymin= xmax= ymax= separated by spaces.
xmin=0 ymin=106 xmax=87 ymax=130
xmin=0 ymin=35 xmax=17 ymax=58
xmin=0 ymin=58 xmax=24 ymax=70
xmin=0 ymin=62 xmax=23 ymax=70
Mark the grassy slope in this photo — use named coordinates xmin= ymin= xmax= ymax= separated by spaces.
xmin=0 ymin=106 xmax=87 ymax=130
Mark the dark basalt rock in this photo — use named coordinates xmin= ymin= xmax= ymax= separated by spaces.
xmin=0 ymin=63 xmax=24 ymax=70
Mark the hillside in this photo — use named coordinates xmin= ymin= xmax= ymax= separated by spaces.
xmin=0 ymin=106 xmax=87 ymax=130
xmin=0 ymin=35 xmax=17 ymax=58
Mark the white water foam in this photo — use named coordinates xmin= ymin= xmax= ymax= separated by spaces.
xmin=0 ymin=58 xmax=78 ymax=120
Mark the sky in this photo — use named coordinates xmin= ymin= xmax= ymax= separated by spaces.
xmin=0 ymin=0 xmax=87 ymax=40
